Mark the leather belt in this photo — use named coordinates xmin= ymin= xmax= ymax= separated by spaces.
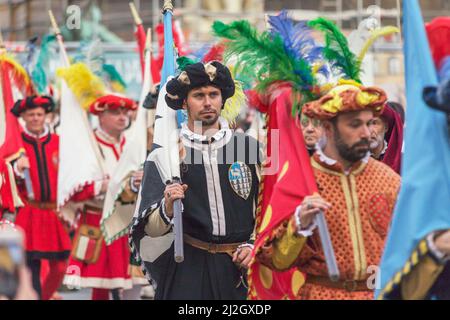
xmin=27 ymin=200 xmax=57 ymax=210
xmin=307 ymin=275 xmax=370 ymax=292
xmin=184 ymin=234 xmax=244 ymax=254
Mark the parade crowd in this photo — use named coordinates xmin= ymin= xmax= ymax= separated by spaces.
xmin=0 ymin=1 xmax=449 ymax=301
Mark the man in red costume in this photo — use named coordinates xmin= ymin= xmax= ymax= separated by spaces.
xmin=10 ymin=96 xmax=71 ymax=300
xmin=63 ymin=94 xmax=139 ymax=300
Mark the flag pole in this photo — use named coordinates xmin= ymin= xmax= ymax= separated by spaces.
xmin=48 ymin=10 xmax=70 ymax=67
xmin=162 ymin=0 xmax=183 ymax=263
xmin=48 ymin=10 xmax=107 ymax=176
xmin=146 ymin=28 xmax=152 ymax=53
xmin=129 ymin=2 xmax=143 ymax=25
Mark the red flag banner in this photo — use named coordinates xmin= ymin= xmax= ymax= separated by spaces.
xmin=248 ymin=85 xmax=318 ymax=300
xmin=0 ymin=62 xmax=25 ymax=162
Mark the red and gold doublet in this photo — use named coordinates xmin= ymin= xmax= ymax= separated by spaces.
xmin=258 ymin=153 xmax=401 ymax=300
xmin=14 ymin=130 xmax=71 ymax=259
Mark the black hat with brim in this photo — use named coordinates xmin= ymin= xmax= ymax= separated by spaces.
xmin=11 ymin=95 xmax=55 ymax=117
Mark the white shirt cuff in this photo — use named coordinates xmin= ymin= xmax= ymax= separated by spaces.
xmin=294 ymin=204 xmax=317 ymax=237
xmin=130 ymin=176 xmax=139 ymax=194
xmin=159 ymin=198 xmax=174 ymax=225
xmin=13 ymin=161 xmax=25 ymax=179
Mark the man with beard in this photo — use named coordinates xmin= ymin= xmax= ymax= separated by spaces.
xmin=131 ymin=61 xmax=260 ymax=300
xmin=257 ymin=83 xmax=401 ymax=300
xmin=300 ymin=114 xmax=324 ymax=156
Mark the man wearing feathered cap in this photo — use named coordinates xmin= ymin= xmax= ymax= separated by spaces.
xmin=258 ymin=81 xmax=401 ymax=299
xmin=63 ymin=92 xmax=142 ymax=300
xmin=135 ymin=61 xmax=260 ymax=300
xmin=10 ymin=95 xmax=72 ymax=300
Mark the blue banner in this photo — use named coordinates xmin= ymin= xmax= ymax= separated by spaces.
xmin=376 ymin=0 xmax=450 ymax=299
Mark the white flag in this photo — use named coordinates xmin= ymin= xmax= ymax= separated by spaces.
xmin=57 ymin=81 xmax=104 ymax=209
xmin=100 ymin=47 xmax=154 ymax=244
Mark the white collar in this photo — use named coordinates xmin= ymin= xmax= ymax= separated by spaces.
xmin=23 ymin=125 xmax=49 ymax=139
xmin=380 ymin=140 xmax=388 ymax=156
xmin=180 ymin=117 xmax=231 ymax=144
xmin=95 ymin=127 xmax=124 ymax=146
xmin=316 ymin=145 xmax=370 ymax=175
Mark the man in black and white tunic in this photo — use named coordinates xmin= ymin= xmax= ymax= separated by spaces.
xmin=130 ymin=61 xmax=260 ymax=300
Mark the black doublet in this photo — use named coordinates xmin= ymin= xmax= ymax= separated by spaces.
xmin=130 ymin=123 xmax=261 ymax=300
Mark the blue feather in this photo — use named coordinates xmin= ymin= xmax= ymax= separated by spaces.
xmin=268 ymin=10 xmax=329 ymax=80
xmin=268 ymin=11 xmax=318 ymax=63
xmin=23 ymin=36 xmax=39 ymax=76
xmin=190 ymin=44 xmax=210 ymax=61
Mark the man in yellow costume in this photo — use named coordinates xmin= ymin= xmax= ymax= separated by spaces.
xmin=256 ymin=82 xmax=401 ymax=300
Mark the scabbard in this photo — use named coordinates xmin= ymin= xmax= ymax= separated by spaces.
xmin=315 ymin=211 xmax=340 ymax=281
xmin=173 ymin=198 xmax=184 ymax=263
xmin=23 ymin=168 xmax=35 ymax=201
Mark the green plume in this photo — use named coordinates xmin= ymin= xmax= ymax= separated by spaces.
xmin=31 ymin=34 xmax=57 ymax=94
xmin=212 ymin=20 xmax=316 ymax=114
xmin=176 ymin=56 xmax=198 ymax=71
xmin=102 ymin=64 xmax=127 ymax=91
xmin=308 ymin=17 xmax=361 ymax=83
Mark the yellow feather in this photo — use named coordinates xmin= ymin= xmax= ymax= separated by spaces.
xmin=111 ymin=81 xmax=126 ymax=94
xmin=0 ymin=53 xmax=32 ymax=94
xmin=358 ymin=26 xmax=400 ymax=62
xmin=56 ymin=63 xmax=106 ymax=110
xmin=221 ymin=80 xmax=246 ymax=123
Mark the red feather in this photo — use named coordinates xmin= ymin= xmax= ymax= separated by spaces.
xmin=426 ymin=17 xmax=450 ymax=69
xmin=202 ymin=43 xmax=225 ymax=63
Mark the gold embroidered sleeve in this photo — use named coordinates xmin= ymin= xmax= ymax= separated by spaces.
xmin=400 ymin=255 xmax=445 ymax=300
xmin=271 ymin=217 xmax=308 ymax=271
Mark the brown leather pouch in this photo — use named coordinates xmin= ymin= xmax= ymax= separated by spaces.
xmin=71 ymin=212 xmax=103 ymax=264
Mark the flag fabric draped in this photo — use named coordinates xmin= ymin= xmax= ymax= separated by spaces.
xmin=247 ymin=86 xmax=318 ymax=300
xmin=376 ymin=0 xmax=450 ymax=299
xmin=129 ymin=6 xmax=181 ymax=284
xmin=57 ymin=46 xmax=105 ymax=210
xmin=0 ymin=62 xmax=25 ymax=162
xmin=100 ymin=38 xmax=153 ymax=245
xmin=134 ymin=23 xmax=161 ymax=84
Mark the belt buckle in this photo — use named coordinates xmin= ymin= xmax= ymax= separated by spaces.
xmin=343 ymin=280 xmax=358 ymax=292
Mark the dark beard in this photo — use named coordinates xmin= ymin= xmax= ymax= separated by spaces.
xmin=334 ymin=130 xmax=370 ymax=163
xmin=200 ymin=113 xmax=220 ymax=126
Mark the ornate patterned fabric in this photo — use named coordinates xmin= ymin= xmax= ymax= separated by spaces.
xmin=257 ymin=154 xmax=401 ymax=300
